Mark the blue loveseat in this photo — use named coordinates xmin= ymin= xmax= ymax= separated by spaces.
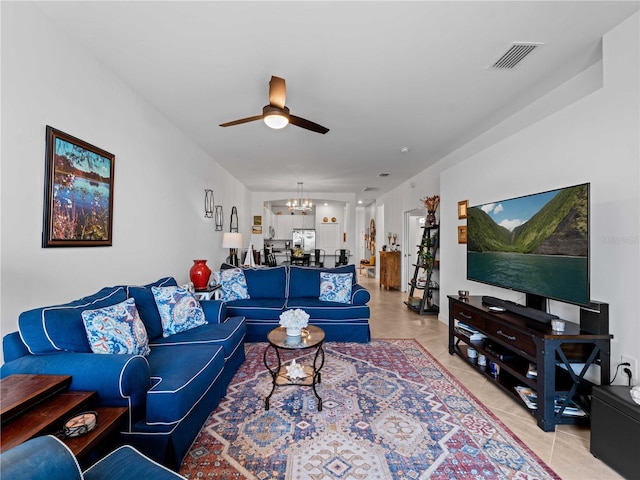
xmin=0 ymin=277 xmax=245 ymax=470
xmin=223 ymin=264 xmax=371 ymax=342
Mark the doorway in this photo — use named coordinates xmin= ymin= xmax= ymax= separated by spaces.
xmin=402 ymin=208 xmax=426 ymax=292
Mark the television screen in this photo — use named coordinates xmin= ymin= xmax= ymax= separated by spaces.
xmin=467 ymin=183 xmax=589 ymax=307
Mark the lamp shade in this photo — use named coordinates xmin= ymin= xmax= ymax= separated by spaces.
xmin=222 ymin=232 xmax=243 ymax=249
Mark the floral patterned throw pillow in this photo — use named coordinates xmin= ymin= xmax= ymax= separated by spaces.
xmin=212 ymin=268 xmax=250 ymax=302
xmin=319 ymin=272 xmax=353 ymax=304
xmin=81 ymin=297 xmax=150 ymax=355
xmin=151 ymin=286 xmax=207 ymax=337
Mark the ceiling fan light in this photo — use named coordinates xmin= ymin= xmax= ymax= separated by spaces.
xmin=264 ymin=113 xmax=289 ymax=129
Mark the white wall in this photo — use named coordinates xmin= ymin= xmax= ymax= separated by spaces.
xmin=383 ymin=12 xmax=639 ymax=384
xmin=0 ymin=3 xmax=250 ymax=350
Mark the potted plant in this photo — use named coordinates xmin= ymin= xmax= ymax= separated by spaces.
xmin=421 ymin=195 xmax=440 ymax=226
xmin=418 ymin=247 xmax=433 ymax=269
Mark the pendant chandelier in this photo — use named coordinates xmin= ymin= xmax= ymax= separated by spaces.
xmin=287 ymin=182 xmax=313 ymax=212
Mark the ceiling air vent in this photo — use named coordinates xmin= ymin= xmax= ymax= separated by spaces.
xmin=377 ymin=173 xmax=390 ymax=178
xmin=488 ymin=42 xmax=544 ymax=70
xmin=363 ymin=187 xmax=381 ymax=192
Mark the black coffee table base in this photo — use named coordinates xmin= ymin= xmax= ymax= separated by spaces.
xmin=263 ymin=326 xmax=325 ymax=411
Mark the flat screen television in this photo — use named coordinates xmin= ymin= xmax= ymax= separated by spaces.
xmin=467 ymin=183 xmax=590 ymax=308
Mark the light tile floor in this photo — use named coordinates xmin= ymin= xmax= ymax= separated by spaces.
xmin=360 ymin=274 xmax=623 ymax=480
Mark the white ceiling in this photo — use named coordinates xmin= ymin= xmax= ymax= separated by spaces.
xmin=33 ymin=1 xmax=639 ymax=205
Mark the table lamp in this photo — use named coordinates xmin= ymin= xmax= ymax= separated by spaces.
xmin=222 ymin=232 xmax=243 ymax=266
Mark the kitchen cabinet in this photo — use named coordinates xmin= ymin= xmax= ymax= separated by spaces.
xmin=275 ymin=215 xmax=294 ymax=239
xmin=263 ymin=207 xmax=275 ymax=239
xmin=275 ymin=214 xmax=315 ymax=238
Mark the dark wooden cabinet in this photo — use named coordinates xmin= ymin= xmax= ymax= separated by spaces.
xmin=448 ymin=295 xmax=612 ymax=431
xmin=379 ymin=251 xmax=400 ymax=290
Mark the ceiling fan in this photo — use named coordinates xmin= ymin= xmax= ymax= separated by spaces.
xmin=219 ymin=76 xmax=329 ymax=134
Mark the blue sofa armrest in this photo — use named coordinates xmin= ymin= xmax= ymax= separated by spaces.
xmin=351 ymin=284 xmax=371 ymax=305
xmin=1 ymin=351 xmax=150 ymax=425
xmin=201 ymin=299 xmax=226 ymax=324
xmin=84 ymin=444 xmax=186 ymax=479
xmin=2 ymin=332 xmax=30 ymax=362
xmin=0 ymin=435 xmax=185 ymax=480
xmin=0 ymin=436 xmax=82 ymax=480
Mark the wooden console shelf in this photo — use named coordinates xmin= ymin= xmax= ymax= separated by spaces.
xmin=448 ymin=295 xmax=612 ymax=431
xmin=0 ymin=374 xmax=128 ymax=466
xmin=1 ymin=374 xmax=72 ymax=424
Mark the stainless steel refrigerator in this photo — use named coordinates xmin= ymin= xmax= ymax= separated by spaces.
xmin=292 ymin=229 xmax=316 ymax=252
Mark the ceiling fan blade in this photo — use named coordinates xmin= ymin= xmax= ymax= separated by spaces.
xmin=219 ymin=115 xmax=264 ymax=127
xmin=289 ymin=115 xmax=330 ymax=134
xmin=269 ymin=76 xmax=286 ymax=109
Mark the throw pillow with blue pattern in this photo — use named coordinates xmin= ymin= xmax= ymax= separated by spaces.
xmin=81 ymin=297 xmax=150 ymax=355
xmin=319 ymin=272 xmax=353 ymax=304
xmin=212 ymin=268 xmax=250 ymax=302
xmin=151 ymin=286 xmax=207 ymax=337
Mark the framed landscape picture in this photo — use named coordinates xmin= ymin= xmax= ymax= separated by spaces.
xmin=42 ymin=126 xmax=115 ymax=247
xmin=458 ymin=225 xmax=467 ymax=244
xmin=458 ymin=200 xmax=468 ymax=219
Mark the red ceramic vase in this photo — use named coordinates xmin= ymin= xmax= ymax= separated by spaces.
xmin=189 ymin=259 xmax=211 ymax=290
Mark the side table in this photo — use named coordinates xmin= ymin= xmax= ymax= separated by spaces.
xmin=194 ymin=284 xmax=221 ymax=301
xmin=0 ymin=374 xmax=127 ymax=466
xmin=263 ymin=325 xmax=325 ymax=411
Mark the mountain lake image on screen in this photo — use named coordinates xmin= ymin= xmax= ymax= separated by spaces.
xmin=466 ymin=183 xmax=589 ymax=306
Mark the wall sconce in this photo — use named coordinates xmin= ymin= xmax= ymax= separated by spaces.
xmin=204 ymin=189 xmax=214 ymax=218
xmin=222 ymin=232 xmax=243 ymax=266
xmin=230 ymin=206 xmax=239 ymax=232
xmin=215 ymin=206 xmax=223 ymax=231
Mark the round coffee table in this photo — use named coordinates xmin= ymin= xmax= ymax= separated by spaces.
xmin=263 ymin=325 xmax=325 ymax=411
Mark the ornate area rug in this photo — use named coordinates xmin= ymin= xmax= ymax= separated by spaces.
xmin=180 ymin=339 xmax=559 ymax=479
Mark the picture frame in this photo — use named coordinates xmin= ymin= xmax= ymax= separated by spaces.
xmin=252 ymin=225 xmax=262 ymax=235
xmin=458 ymin=225 xmax=467 ymax=244
xmin=42 ymin=126 xmax=115 ymax=247
xmin=253 ymin=215 xmax=262 ymax=226
xmin=458 ymin=200 xmax=468 ymax=219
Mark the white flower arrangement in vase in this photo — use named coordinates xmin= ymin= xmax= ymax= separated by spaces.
xmin=279 ymin=308 xmax=310 ymax=337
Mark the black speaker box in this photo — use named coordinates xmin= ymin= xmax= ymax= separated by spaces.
xmin=590 ymin=386 xmax=640 ymax=479
xmin=580 ymin=301 xmax=609 ymax=335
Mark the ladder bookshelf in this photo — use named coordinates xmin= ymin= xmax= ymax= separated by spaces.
xmin=405 ymin=224 xmax=439 ymax=315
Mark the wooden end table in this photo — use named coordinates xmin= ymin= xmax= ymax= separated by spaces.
xmin=264 ymin=325 xmax=325 ymax=411
xmin=0 ymin=374 xmax=128 ymax=464
xmin=194 ymin=284 xmax=221 ymax=301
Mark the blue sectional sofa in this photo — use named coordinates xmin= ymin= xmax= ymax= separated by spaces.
xmin=0 ymin=277 xmax=246 ymax=470
xmin=222 ymin=264 xmax=371 ymax=342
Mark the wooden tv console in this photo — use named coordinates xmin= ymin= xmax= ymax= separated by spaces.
xmin=448 ymin=295 xmax=612 ymax=431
